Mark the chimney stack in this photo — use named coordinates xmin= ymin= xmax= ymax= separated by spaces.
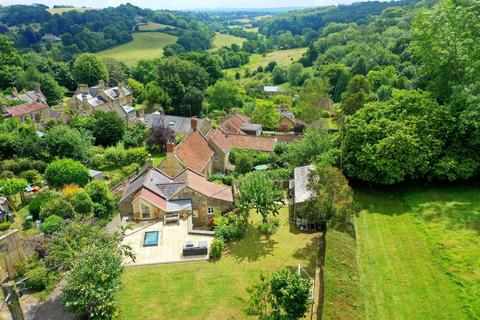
xmin=12 ymin=87 xmax=18 ymax=97
xmin=146 ymin=153 xmax=153 ymax=168
xmin=191 ymin=117 xmax=198 ymax=131
xmin=34 ymin=83 xmax=41 ymax=94
xmin=98 ymin=79 xmax=105 ymax=90
xmin=166 ymin=140 xmax=175 ymax=153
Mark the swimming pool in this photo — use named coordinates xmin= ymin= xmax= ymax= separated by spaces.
xmin=143 ymin=231 xmax=159 ymax=247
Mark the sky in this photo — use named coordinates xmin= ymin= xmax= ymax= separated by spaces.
xmin=2 ymin=0 xmax=386 ymax=10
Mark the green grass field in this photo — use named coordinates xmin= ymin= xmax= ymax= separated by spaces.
xmin=96 ymin=32 xmax=177 ymax=66
xmin=355 ymin=184 xmax=480 ymax=320
xmin=212 ymin=32 xmax=247 ymax=49
xmin=137 ymin=22 xmax=173 ymax=31
xmin=227 ymin=47 xmax=307 ymax=75
xmin=118 ymin=207 xmax=320 ymax=319
xmin=47 ymin=7 xmax=90 ymax=14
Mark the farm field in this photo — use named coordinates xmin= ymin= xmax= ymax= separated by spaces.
xmin=137 ymin=22 xmax=173 ymax=31
xmin=96 ymin=32 xmax=177 ymax=66
xmin=227 ymin=47 xmax=307 ymax=75
xmin=47 ymin=7 xmax=90 ymax=14
xmin=212 ymin=32 xmax=247 ymax=49
xmin=118 ymin=207 xmax=320 ymax=320
xmin=354 ymin=184 xmax=480 ymax=320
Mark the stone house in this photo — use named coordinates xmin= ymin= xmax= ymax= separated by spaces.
xmin=290 ymin=164 xmax=319 ymax=231
xmin=143 ymin=112 xmax=211 ymax=136
xmin=4 ymin=102 xmax=50 ymax=127
xmin=66 ymin=80 xmax=137 ymax=125
xmin=8 ymin=84 xmax=47 ymax=105
xmin=277 ymin=108 xmax=296 ymax=130
xmin=158 ymin=118 xmax=230 ymax=177
xmin=118 ymin=163 xmax=234 ymax=228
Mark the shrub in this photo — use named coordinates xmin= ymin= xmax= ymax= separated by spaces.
xmin=104 ymin=144 xmax=127 ymax=167
xmin=0 ymin=170 xmax=15 ymax=179
xmin=0 ymin=158 xmax=47 ymax=174
xmin=213 ymin=214 xmax=245 ymax=242
xmin=125 ymin=147 xmax=148 ymax=166
xmin=293 ymin=121 xmax=306 ymax=134
xmin=19 ymin=169 xmax=42 ymax=185
xmin=40 ymin=215 xmax=64 ymax=235
xmin=66 ymin=190 xmax=93 ymax=215
xmin=0 ymin=221 xmax=10 ymax=231
xmin=85 ymin=180 xmax=115 ymax=219
xmin=261 ymin=217 xmax=280 ymax=235
xmin=209 ymin=238 xmax=224 ymax=259
xmin=40 ymin=197 xmax=75 ymax=220
xmin=44 ymin=159 xmax=90 ymax=188
xmin=28 ymin=190 xmax=57 ymax=220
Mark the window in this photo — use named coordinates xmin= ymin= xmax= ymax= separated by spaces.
xmin=141 ymin=203 xmax=151 ymax=219
xmin=207 ymin=207 xmax=215 ymax=215
xmin=213 ymin=155 xmax=219 ymax=161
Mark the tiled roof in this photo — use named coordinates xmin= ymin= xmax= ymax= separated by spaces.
xmin=10 ymin=90 xmax=47 ymax=104
xmin=229 ymin=134 xmax=276 ymax=152
xmin=220 ymin=113 xmax=251 ymax=134
xmin=175 ymin=131 xmax=214 ymax=174
xmin=276 ymin=134 xmax=302 ymax=144
xmin=6 ymin=102 xmax=48 ymax=117
xmin=207 ymin=129 xmax=230 ymax=153
xmin=134 ymin=188 xmax=168 ymax=210
xmin=143 ymin=113 xmax=208 ymax=134
xmin=180 ymin=170 xmax=233 ymax=202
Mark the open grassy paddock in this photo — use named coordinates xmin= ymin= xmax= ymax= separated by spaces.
xmin=227 ymin=47 xmax=308 ymax=75
xmin=137 ymin=22 xmax=174 ymax=31
xmin=96 ymin=32 xmax=178 ymax=66
xmin=212 ymin=32 xmax=247 ymax=49
xmin=354 ymin=184 xmax=480 ymax=320
xmin=47 ymin=7 xmax=90 ymax=14
xmin=118 ymin=207 xmax=320 ymax=320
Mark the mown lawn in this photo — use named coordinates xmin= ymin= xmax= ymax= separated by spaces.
xmin=211 ymin=32 xmax=247 ymax=49
xmin=97 ymin=32 xmax=178 ymax=66
xmin=118 ymin=207 xmax=320 ymax=320
xmin=355 ymin=184 xmax=480 ymax=320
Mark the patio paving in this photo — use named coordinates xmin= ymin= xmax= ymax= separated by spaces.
xmin=122 ymin=219 xmax=213 ymax=266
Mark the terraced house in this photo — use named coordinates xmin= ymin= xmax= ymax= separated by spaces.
xmin=67 ymin=80 xmax=137 ymax=124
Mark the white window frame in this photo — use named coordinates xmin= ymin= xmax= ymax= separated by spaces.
xmin=207 ymin=207 xmax=215 ymax=215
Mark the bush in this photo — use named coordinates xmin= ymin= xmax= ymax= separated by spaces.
xmin=0 ymin=221 xmax=10 ymax=231
xmin=261 ymin=217 xmax=280 ymax=235
xmin=16 ymin=255 xmax=54 ymax=292
xmin=0 ymin=170 xmax=15 ymax=179
xmin=40 ymin=215 xmax=64 ymax=235
xmin=293 ymin=121 xmax=306 ymax=134
xmin=213 ymin=214 xmax=245 ymax=242
xmin=125 ymin=147 xmax=148 ymax=166
xmin=104 ymin=144 xmax=127 ymax=167
xmin=85 ymin=180 xmax=116 ymax=219
xmin=40 ymin=197 xmax=75 ymax=220
xmin=66 ymin=190 xmax=93 ymax=215
xmin=19 ymin=169 xmax=42 ymax=185
xmin=277 ymin=123 xmax=290 ymax=132
xmin=44 ymin=159 xmax=90 ymax=188
xmin=0 ymin=158 xmax=47 ymax=175
xmin=210 ymin=238 xmax=224 ymax=259
xmin=28 ymin=190 xmax=56 ymax=220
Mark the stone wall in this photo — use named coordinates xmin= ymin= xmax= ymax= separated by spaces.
xmin=173 ymin=187 xmax=234 ymax=227
xmin=0 ymin=230 xmax=25 ymax=279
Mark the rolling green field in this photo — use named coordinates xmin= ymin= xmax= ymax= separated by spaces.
xmin=354 ymin=184 xmax=480 ymax=320
xmin=47 ymin=7 xmax=90 ymax=14
xmin=212 ymin=32 xmax=247 ymax=49
xmin=227 ymin=47 xmax=307 ymax=75
xmin=137 ymin=22 xmax=174 ymax=31
xmin=118 ymin=208 xmax=320 ymax=320
xmin=96 ymin=32 xmax=177 ymax=66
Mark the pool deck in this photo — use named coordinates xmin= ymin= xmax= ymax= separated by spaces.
xmin=122 ymin=219 xmax=213 ymax=266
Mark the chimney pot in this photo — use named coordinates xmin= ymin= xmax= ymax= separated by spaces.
xmin=98 ymin=80 xmax=105 ymax=89
xmin=12 ymin=87 xmax=18 ymax=97
xmin=34 ymin=83 xmax=41 ymax=94
xmin=191 ymin=117 xmax=198 ymax=131
xmin=166 ymin=140 xmax=175 ymax=153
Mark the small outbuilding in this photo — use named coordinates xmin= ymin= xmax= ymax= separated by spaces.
xmin=290 ymin=164 xmax=319 ymax=231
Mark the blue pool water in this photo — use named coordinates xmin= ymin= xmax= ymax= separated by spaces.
xmin=143 ymin=231 xmax=159 ymax=247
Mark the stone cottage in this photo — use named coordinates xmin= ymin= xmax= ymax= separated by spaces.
xmin=66 ymin=80 xmax=137 ymax=125
xmin=118 ymin=163 xmax=234 ymax=228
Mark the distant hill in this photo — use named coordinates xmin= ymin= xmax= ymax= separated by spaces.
xmin=257 ymin=0 xmax=422 ymax=36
